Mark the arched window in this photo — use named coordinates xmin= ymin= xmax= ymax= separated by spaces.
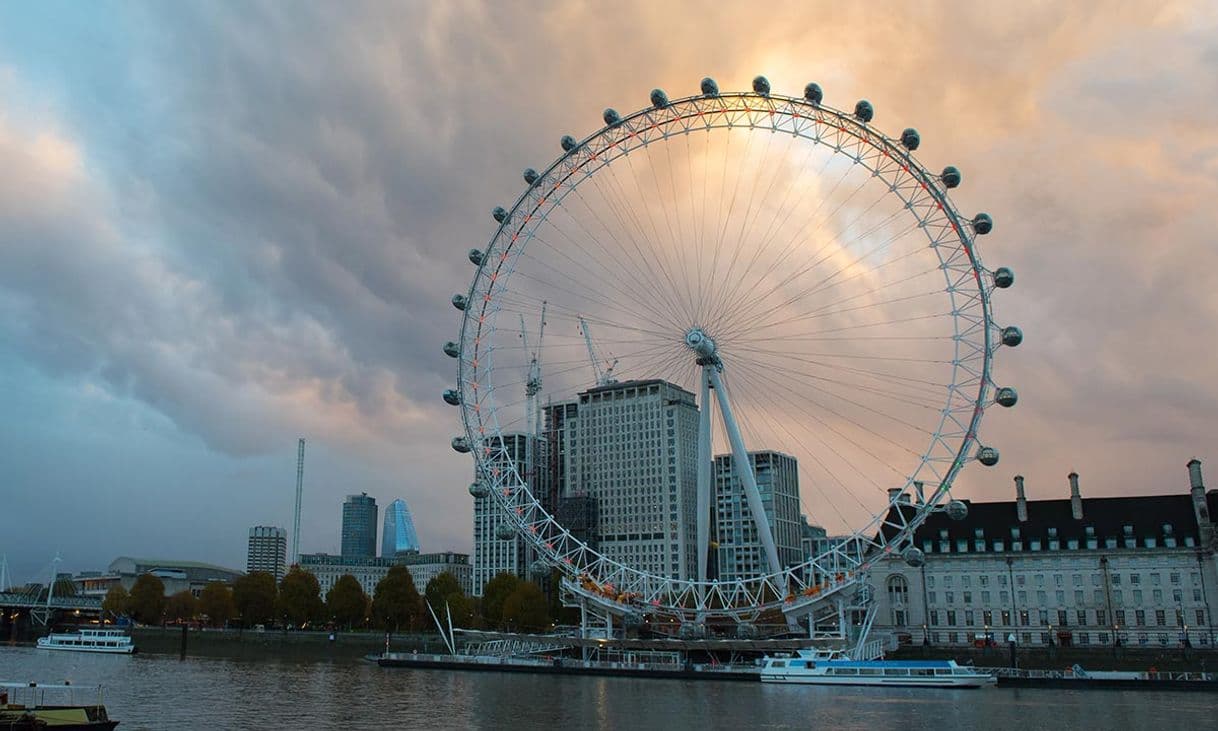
xmin=887 ymin=575 xmax=910 ymax=606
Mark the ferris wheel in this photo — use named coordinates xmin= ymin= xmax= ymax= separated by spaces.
xmin=444 ymin=76 xmax=1020 ymax=626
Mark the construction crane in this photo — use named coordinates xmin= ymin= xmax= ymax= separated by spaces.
xmin=579 ymin=316 xmax=618 ymax=387
xmin=519 ymin=302 xmax=546 ymax=437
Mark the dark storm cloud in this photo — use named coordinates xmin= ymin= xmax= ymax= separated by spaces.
xmin=0 ymin=1 xmax=1216 ymax=577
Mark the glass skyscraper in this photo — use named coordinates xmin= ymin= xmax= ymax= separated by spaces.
xmin=341 ymin=493 xmax=378 ymax=558
xmin=381 ymin=498 xmax=421 ymax=557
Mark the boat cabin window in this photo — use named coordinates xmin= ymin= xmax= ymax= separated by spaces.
xmin=770 ymin=660 xmax=786 ymax=668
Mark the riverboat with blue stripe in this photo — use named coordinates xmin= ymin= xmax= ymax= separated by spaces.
xmin=761 ymin=650 xmax=996 ymax=688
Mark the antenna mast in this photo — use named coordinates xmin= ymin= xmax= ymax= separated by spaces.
xmin=292 ymin=438 xmax=305 ymax=565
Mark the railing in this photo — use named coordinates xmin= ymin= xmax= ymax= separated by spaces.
xmin=384 ymin=652 xmax=761 ymax=676
xmin=980 ymin=666 xmax=1218 ymax=682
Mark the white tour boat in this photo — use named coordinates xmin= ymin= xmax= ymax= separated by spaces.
xmin=36 ymin=628 xmax=136 ymax=655
xmin=761 ymin=649 xmax=995 ymax=688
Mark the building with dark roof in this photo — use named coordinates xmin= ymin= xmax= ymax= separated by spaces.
xmin=870 ymin=460 xmax=1218 ymax=648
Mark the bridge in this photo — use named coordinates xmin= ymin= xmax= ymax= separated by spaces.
xmin=0 ymin=589 xmax=103 ymax=629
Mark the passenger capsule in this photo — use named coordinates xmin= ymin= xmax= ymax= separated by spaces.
xmin=443 ymin=341 xmax=460 ymax=358
xmin=903 ymin=547 xmax=926 ymax=568
xmin=977 ymin=446 xmax=1000 ymax=467
xmin=900 ymin=128 xmax=920 ymax=150
xmin=946 ymin=499 xmax=969 ymax=521
xmin=854 ymin=100 xmax=874 ymax=122
xmin=451 ymin=436 xmax=471 ymax=453
xmin=442 ymin=389 xmax=461 ymax=406
xmin=560 ymin=135 xmax=578 ymax=152
xmin=804 ymin=82 xmax=824 ymax=104
xmin=468 ymin=249 xmax=484 ymax=265
xmin=451 ymin=294 xmax=467 ymax=311
xmin=523 ymin=168 xmax=539 ymax=185
xmin=752 ymin=75 xmax=771 ymax=95
xmin=700 ymin=77 xmax=719 ymax=96
xmin=529 ymin=560 xmax=550 ymax=578
xmin=1001 ymin=326 xmax=1023 ymax=347
xmin=941 ymin=166 xmax=962 ymax=189
xmin=995 ymin=386 xmax=1019 ymax=408
xmin=492 ymin=206 xmax=508 ymax=223
xmin=468 ymin=480 xmax=489 ymax=498
xmin=496 ymin=523 xmax=517 ymax=540
xmin=650 ymin=88 xmax=669 ymax=108
xmin=972 ymin=213 xmax=993 ymax=235
xmin=993 ymin=267 xmax=1015 ymax=289
xmin=603 ymin=108 xmax=622 ymax=126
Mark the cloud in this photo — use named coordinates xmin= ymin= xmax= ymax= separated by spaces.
xmin=0 ymin=1 xmax=1216 ymax=577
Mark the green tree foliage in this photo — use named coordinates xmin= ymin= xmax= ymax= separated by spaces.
xmin=198 ymin=582 xmax=236 ymax=628
xmin=128 ymin=574 xmax=167 ymax=625
xmin=501 ymin=582 xmax=550 ymax=631
xmin=278 ymin=566 xmax=325 ymax=627
xmin=326 ymin=574 xmax=368 ymax=629
xmin=371 ymin=566 xmax=422 ymax=633
xmin=232 ymin=571 xmax=278 ymax=626
xmin=480 ymin=572 xmax=521 ymax=628
xmin=165 ymin=590 xmax=198 ymax=622
xmin=102 ymin=584 xmax=130 ymax=620
xmin=425 ymin=571 xmax=474 ymax=628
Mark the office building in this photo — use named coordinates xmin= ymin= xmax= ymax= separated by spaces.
xmin=472 ymin=432 xmax=538 ymax=595
xmin=341 ymin=493 xmax=378 ymax=558
xmin=246 ymin=525 xmax=288 ymax=581
xmin=713 ymin=451 xmax=803 ymax=581
xmin=870 ymin=462 xmax=1218 ymax=648
xmin=301 ymin=551 xmax=471 ymax=598
xmin=571 ymin=379 xmax=700 ymax=580
xmin=382 ymin=499 xmax=421 ymax=557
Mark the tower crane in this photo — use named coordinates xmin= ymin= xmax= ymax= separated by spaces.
xmin=578 ymin=316 xmax=618 ymax=387
xmin=519 ymin=302 xmax=546 ymax=437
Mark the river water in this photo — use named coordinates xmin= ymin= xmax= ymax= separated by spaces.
xmin=1 ymin=645 xmax=1211 ymax=730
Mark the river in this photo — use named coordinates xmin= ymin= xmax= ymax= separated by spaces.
xmin=1 ymin=646 xmax=1211 ymax=730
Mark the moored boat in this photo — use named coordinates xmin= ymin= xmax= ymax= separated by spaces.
xmin=36 ymin=628 xmax=135 ymax=655
xmin=761 ymin=649 xmax=995 ymax=688
xmin=0 ymin=682 xmax=119 ymax=729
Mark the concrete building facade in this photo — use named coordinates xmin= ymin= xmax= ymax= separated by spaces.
xmin=246 ymin=525 xmax=287 ymax=581
xmin=301 ymin=551 xmax=471 ymax=598
xmin=870 ymin=463 xmax=1218 ymax=648
xmin=713 ymin=450 xmax=802 ymax=581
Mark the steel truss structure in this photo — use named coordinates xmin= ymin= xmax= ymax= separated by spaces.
xmin=447 ymin=80 xmax=1019 ymax=625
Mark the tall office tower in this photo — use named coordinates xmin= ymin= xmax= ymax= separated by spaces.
xmin=340 ymin=493 xmax=378 ymax=558
xmin=572 ymin=379 xmax=700 ymax=580
xmin=382 ymin=498 xmax=421 ymax=557
xmin=713 ymin=450 xmax=802 ymax=581
xmin=246 ymin=526 xmax=288 ymax=581
xmin=472 ymin=432 xmax=541 ymax=595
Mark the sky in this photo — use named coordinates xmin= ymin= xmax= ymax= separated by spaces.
xmin=1 ymin=1 xmax=1216 ymax=584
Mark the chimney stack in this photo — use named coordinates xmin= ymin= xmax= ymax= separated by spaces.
xmin=1069 ymin=472 xmax=1083 ymax=520
xmin=1014 ymin=475 xmax=1028 ymax=522
xmin=1188 ymin=459 xmax=1214 ymax=547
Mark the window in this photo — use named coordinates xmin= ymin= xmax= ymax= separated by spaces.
xmin=965 ymin=610 xmax=975 ymax=626
xmin=1112 ymin=574 xmax=1121 ymax=586
xmin=1151 ymin=573 xmax=1161 ymax=586
xmin=1133 ymin=590 xmax=1143 ymax=604
xmin=1116 ymin=610 xmax=1126 ymax=627
xmin=1094 ymin=590 xmax=1104 ymax=604
xmin=947 ymin=610 xmax=957 ymax=627
xmin=980 ymin=576 xmax=990 ymax=587
xmin=1135 ymin=610 xmax=1146 ymax=626
xmin=1130 ymin=574 xmax=1140 ymax=585
xmin=963 ymin=591 xmax=973 ymax=605
xmin=1072 ymin=574 xmax=1082 ymax=586
xmin=1037 ymin=590 xmax=1047 ymax=605
xmin=887 ymin=575 xmax=910 ymax=606
xmin=983 ymin=610 xmax=993 ymax=625
xmin=1054 ymin=575 xmax=1063 ymax=587
xmin=1020 ymin=610 xmax=1030 ymax=626
xmin=1077 ymin=610 xmax=1087 ymax=626
xmin=1001 ymin=610 xmax=1011 ymax=625
xmin=1198 ymin=610 xmax=1207 ymax=626
xmin=1113 ymin=589 xmax=1123 ymax=605
xmin=927 ymin=576 xmax=936 ymax=589
xmin=1096 ymin=609 xmax=1106 ymax=626
xmin=1058 ymin=610 xmax=1068 ymax=626
xmin=1074 ymin=590 xmax=1084 ymax=604
xmin=1170 ymin=573 xmax=1180 ymax=585
xmin=928 ymin=591 xmax=937 ymax=605
xmin=946 ymin=591 xmax=955 ymax=604
xmin=962 ymin=576 xmax=972 ymax=589
xmin=981 ymin=590 xmax=991 ymax=604
xmin=1155 ymin=610 xmax=1166 ymax=626
xmin=1035 ymin=575 xmax=1045 ymax=587
xmin=1153 ymin=589 xmax=1163 ymax=603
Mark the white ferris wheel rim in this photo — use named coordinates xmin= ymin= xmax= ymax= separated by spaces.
xmin=452 ymin=83 xmax=1013 ymax=621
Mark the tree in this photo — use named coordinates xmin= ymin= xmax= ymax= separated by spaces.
xmin=198 ymin=582 xmax=236 ymax=628
xmin=424 ymin=572 xmax=464 ymax=609
xmin=501 ymin=582 xmax=549 ymax=631
xmin=102 ymin=584 xmax=130 ymax=620
xmin=371 ymin=566 xmax=422 ymax=633
xmin=480 ymin=572 xmax=521 ymax=628
xmin=165 ymin=590 xmax=198 ymax=623
xmin=233 ymin=571 xmax=277 ymax=626
xmin=326 ymin=574 xmax=369 ymax=629
xmin=128 ymin=574 xmax=166 ymax=625
xmin=278 ymin=567 xmax=324 ymax=627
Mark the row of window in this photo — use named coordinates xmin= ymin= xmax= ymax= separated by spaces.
xmin=915 ymin=607 xmax=1208 ymax=629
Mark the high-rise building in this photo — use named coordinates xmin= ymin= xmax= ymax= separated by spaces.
xmin=246 ymin=526 xmax=287 ymax=581
xmin=571 ymin=379 xmax=700 ymax=580
xmin=382 ymin=498 xmax=421 ymax=557
xmin=472 ymin=432 xmax=539 ymax=595
xmin=341 ymin=493 xmax=378 ymax=558
xmin=713 ymin=451 xmax=802 ymax=581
